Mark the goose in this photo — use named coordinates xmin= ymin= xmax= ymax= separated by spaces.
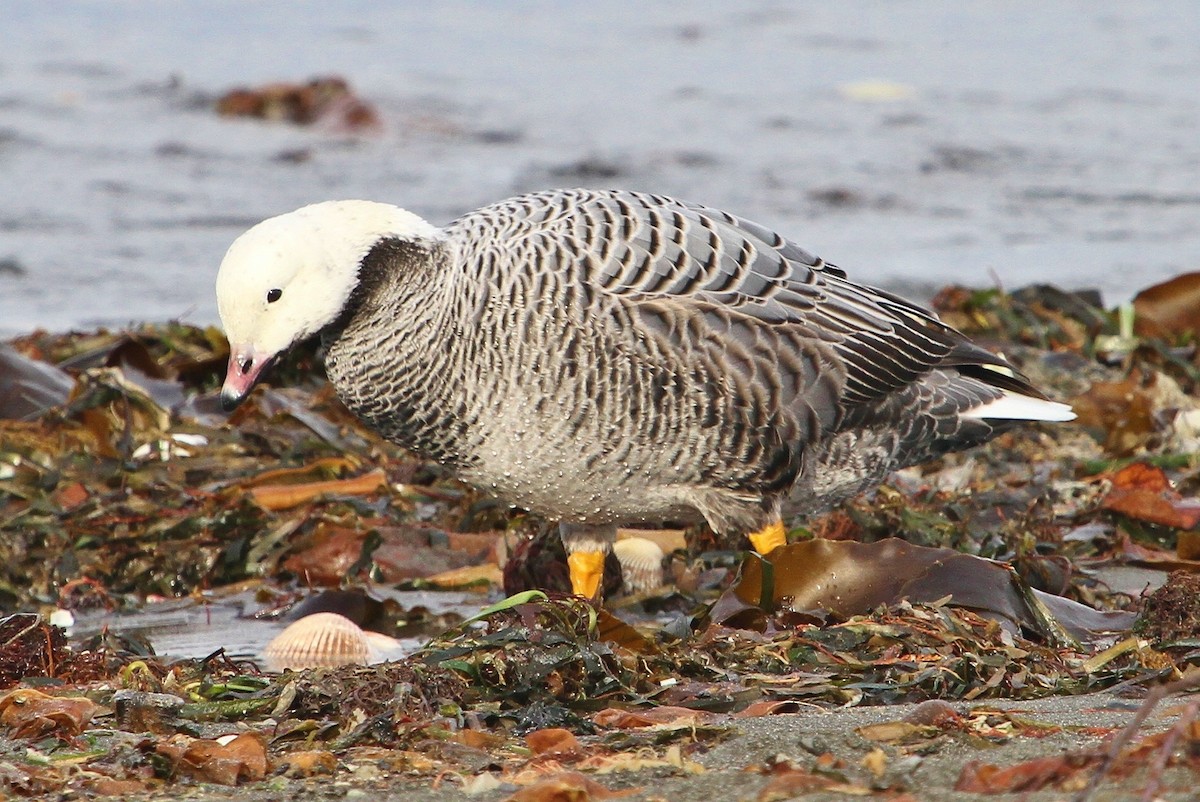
xmin=217 ymin=189 xmax=1074 ymax=599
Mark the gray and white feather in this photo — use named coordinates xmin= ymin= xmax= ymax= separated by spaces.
xmin=217 ymin=189 xmax=1074 ymax=588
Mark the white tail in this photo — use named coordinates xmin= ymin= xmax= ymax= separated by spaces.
xmin=961 ymin=390 xmax=1076 ymax=422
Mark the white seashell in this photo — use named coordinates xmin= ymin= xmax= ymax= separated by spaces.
xmin=171 ymin=433 xmax=209 ymax=447
xmin=48 ymin=609 xmax=75 ymax=630
xmin=263 ymin=612 xmax=370 ymax=671
xmin=363 ymin=630 xmax=406 ymax=665
xmin=613 ymin=537 xmax=664 ymax=593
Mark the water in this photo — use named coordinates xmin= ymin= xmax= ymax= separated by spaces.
xmin=3 ymin=1 xmax=1198 ymax=334
xmin=68 ymin=588 xmax=482 ymax=664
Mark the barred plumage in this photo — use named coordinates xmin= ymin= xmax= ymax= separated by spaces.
xmin=217 ymin=189 xmax=1075 ymax=597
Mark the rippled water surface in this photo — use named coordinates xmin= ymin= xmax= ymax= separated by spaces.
xmin=69 ymin=588 xmax=481 ymax=663
xmin=4 ymin=2 xmax=1198 ymax=333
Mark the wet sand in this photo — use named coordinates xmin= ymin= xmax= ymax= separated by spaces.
xmin=114 ymin=692 xmax=1192 ymax=801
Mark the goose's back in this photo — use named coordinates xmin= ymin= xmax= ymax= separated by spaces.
xmin=334 ymin=189 xmax=1033 ymax=531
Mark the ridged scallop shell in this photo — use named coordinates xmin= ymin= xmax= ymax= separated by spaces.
xmin=263 ymin=612 xmax=370 ymax=671
xmin=613 ymin=537 xmax=665 ymax=593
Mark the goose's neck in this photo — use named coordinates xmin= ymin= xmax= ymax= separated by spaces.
xmin=323 ymin=238 xmax=468 ymax=463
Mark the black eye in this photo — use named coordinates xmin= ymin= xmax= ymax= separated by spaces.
xmin=266 ymin=288 xmax=282 ymax=303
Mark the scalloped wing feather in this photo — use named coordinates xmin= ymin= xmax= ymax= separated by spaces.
xmin=538 ymin=190 xmax=1012 ymax=411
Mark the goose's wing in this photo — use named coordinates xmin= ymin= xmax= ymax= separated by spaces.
xmin=550 ymin=190 xmax=1015 ymax=414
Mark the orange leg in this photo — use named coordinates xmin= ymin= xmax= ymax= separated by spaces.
xmin=747 ymin=519 xmax=786 ymax=555
xmin=560 ymin=523 xmax=616 ymax=601
xmin=566 ymin=550 xmax=606 ymax=599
